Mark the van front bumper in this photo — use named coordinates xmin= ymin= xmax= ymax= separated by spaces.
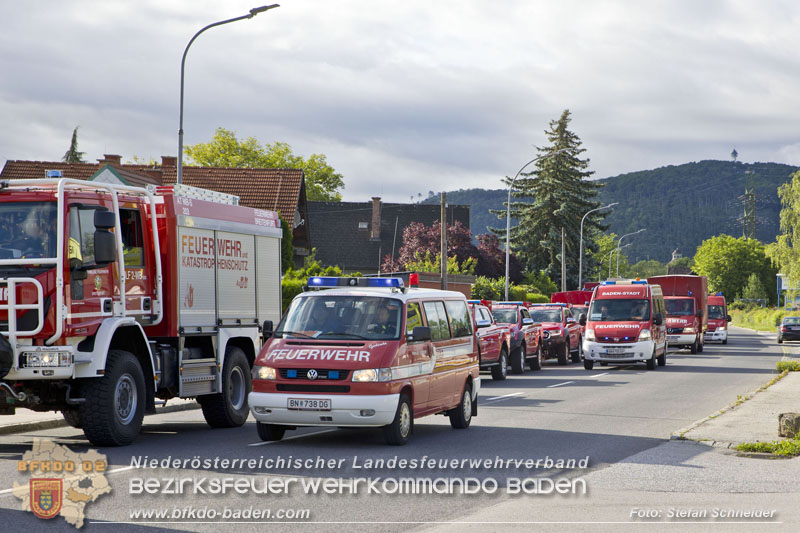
xmin=583 ymin=339 xmax=655 ymax=363
xmin=666 ymin=333 xmax=696 ymax=346
xmin=704 ymin=329 xmax=727 ymax=342
xmin=248 ymin=392 xmax=400 ymax=427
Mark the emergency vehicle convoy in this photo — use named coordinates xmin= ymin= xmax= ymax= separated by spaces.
xmin=490 ymin=301 xmax=543 ymax=372
xmin=248 ymin=276 xmax=480 ymax=446
xmin=468 ymin=300 xmax=512 ymax=381
xmin=706 ymin=293 xmax=731 ymax=344
xmin=527 ymin=303 xmax=582 ymax=365
xmin=648 ymin=275 xmax=708 ymax=354
xmin=0 ymin=179 xmax=282 ymax=446
xmin=580 ymin=280 xmax=668 ymax=370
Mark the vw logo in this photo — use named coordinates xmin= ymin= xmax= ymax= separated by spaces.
xmin=614 ymin=338 xmax=619 ymax=342
xmin=307 ymin=369 xmax=318 ymax=380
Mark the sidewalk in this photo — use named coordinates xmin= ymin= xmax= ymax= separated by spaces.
xmin=0 ymin=398 xmax=199 ymax=436
xmin=672 ymin=326 xmax=800 ymax=449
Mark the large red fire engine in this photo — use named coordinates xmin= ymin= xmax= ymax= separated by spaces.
xmin=0 ymin=178 xmax=282 ymax=445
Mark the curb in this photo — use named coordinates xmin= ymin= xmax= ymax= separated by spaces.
xmin=669 ymin=369 xmax=790 ymax=447
xmin=0 ymin=401 xmax=200 ymax=436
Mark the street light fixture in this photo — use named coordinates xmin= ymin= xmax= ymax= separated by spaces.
xmin=504 ymin=149 xmax=568 ymax=300
xmin=177 ymin=5 xmax=280 ymax=185
xmin=578 ymin=202 xmax=618 ymax=290
xmin=616 ymin=228 xmax=646 ymax=277
xmin=609 ymin=243 xmax=632 ymax=279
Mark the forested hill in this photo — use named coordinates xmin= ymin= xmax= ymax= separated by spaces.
xmin=422 ymin=160 xmax=798 ymax=262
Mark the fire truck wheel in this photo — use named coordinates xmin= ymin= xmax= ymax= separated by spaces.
xmin=657 ymin=349 xmax=667 ymax=366
xmin=570 ymin=338 xmax=582 ymax=363
xmin=199 ymin=347 xmax=251 ymax=428
xmin=723 ymin=338 xmax=728 ymax=345
xmin=646 ymin=349 xmax=657 ymax=370
xmin=383 ymin=394 xmax=412 ymax=445
xmin=256 ymin=422 xmax=286 ymax=441
xmin=62 ymin=408 xmax=82 ymax=428
xmin=80 ymin=350 xmax=145 ymax=446
xmin=491 ymin=348 xmax=509 ymax=381
xmin=697 ymin=339 xmax=704 ymax=353
xmin=690 ymin=339 xmax=698 ymax=354
xmin=449 ymin=382 xmax=473 ymax=429
xmin=557 ymin=342 xmax=569 ymax=366
xmin=529 ymin=345 xmax=543 ymax=371
xmin=511 ymin=345 xmax=526 ymax=375
xmin=584 ymin=359 xmax=594 ymax=370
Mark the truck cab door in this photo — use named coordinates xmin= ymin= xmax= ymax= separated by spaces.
xmin=119 ymin=206 xmax=156 ymax=325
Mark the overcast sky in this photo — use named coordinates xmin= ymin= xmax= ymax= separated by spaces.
xmin=2 ymin=0 xmax=799 ymax=202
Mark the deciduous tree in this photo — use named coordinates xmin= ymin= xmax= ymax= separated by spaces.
xmin=693 ymin=234 xmax=777 ymax=304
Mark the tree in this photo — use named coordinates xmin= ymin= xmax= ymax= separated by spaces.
xmin=185 ymin=127 xmax=344 ymax=201
xmin=584 ymin=233 xmax=628 ymax=282
xmin=767 ymin=170 xmax=800 ymax=291
xmin=495 ymin=110 xmax=605 ymax=288
xmin=62 ymin=127 xmax=86 ymax=163
xmin=626 ymin=259 xmax=667 ymax=279
xmin=741 ymin=272 xmax=767 ymax=302
xmin=693 ymin=234 xmax=777 ymax=305
xmin=279 ymin=215 xmax=294 ymax=273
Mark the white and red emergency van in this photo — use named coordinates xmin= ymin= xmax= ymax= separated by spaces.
xmin=0 ymin=179 xmax=282 ymax=445
xmin=705 ymin=293 xmax=731 ymax=344
xmin=580 ymin=280 xmax=668 ymax=370
xmin=249 ymin=276 xmax=480 ymax=445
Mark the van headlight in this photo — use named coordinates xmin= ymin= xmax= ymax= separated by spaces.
xmin=717 ymin=326 xmax=726 ymax=331
xmin=253 ymin=365 xmax=277 ymax=380
xmin=585 ymin=329 xmax=595 ymax=342
xmin=352 ymin=368 xmax=392 ymax=382
xmin=638 ymin=329 xmax=652 ymax=341
xmin=684 ymin=327 xmax=696 ymax=334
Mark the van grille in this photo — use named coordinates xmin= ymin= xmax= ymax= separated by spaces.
xmin=276 ymin=384 xmax=350 ymax=393
xmin=667 ymin=328 xmax=684 ymax=334
xmin=279 ymin=368 xmax=349 ymax=381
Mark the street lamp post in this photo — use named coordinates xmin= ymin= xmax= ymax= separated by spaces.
xmin=504 ymin=149 xmax=567 ymax=300
xmin=608 ymin=243 xmax=632 ymax=279
xmin=177 ymin=5 xmax=280 ymax=185
xmin=616 ymin=228 xmax=646 ymax=277
xmin=578 ymin=202 xmax=618 ymax=290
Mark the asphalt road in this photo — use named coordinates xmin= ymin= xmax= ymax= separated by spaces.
xmin=0 ymin=327 xmax=794 ymax=531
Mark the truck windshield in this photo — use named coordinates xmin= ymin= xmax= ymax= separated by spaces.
xmin=665 ymin=298 xmax=694 ymax=316
xmin=0 ymin=202 xmax=57 ymax=261
xmin=492 ymin=308 xmax=518 ymax=324
xmin=529 ymin=309 xmax=562 ymax=322
xmin=276 ymin=295 xmax=403 ymax=340
xmin=588 ymin=299 xmax=650 ymax=321
xmin=572 ymin=305 xmax=589 ymax=318
xmin=708 ymin=305 xmax=725 ymax=319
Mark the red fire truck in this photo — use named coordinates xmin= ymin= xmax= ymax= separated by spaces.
xmin=0 ymin=179 xmax=282 ymax=445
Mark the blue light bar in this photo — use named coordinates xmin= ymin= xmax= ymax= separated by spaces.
xmin=496 ymin=301 xmax=524 ymax=305
xmin=306 ymin=276 xmax=404 ymax=289
xmin=601 ymin=281 xmax=616 ymax=285
xmin=467 ymin=300 xmax=481 ymax=304
xmin=688 ymin=290 xmax=693 ymax=295
xmin=716 ymin=292 xmax=723 ymax=296
xmin=632 ymin=280 xmax=647 ymax=284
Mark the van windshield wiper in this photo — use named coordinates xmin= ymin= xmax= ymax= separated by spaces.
xmin=273 ymin=330 xmax=315 ymax=339
xmin=319 ymin=332 xmax=371 ymax=340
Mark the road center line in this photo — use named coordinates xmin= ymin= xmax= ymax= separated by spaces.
xmin=547 ymin=381 xmax=574 ymax=388
xmin=484 ymin=392 xmax=524 ymax=402
xmin=248 ymin=428 xmax=337 ymax=447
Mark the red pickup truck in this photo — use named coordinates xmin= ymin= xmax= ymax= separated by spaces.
xmin=490 ymin=302 xmax=544 ymax=373
xmin=468 ymin=300 xmax=513 ymax=381
xmin=527 ymin=303 xmax=583 ymax=365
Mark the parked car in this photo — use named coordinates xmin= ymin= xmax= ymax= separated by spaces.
xmin=527 ymin=303 xmax=583 ymax=365
xmin=468 ymin=300 xmax=512 ymax=381
xmin=778 ymin=316 xmax=800 ymax=344
xmin=491 ymin=302 xmax=543 ymax=373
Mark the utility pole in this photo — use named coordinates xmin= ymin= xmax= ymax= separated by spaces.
xmin=742 ymin=169 xmax=756 ymax=239
xmin=561 ymin=226 xmax=566 ymax=292
xmin=440 ymin=193 xmax=447 ymax=290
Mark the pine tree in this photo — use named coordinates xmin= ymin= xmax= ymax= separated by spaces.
xmin=62 ymin=127 xmax=86 ymax=163
xmin=500 ymin=109 xmax=605 ymax=287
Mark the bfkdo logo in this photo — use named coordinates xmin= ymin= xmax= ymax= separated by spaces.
xmin=13 ymin=439 xmax=111 ymax=528
xmin=30 ymin=478 xmax=63 ymax=519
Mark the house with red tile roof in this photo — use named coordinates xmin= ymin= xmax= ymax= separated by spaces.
xmin=1 ymin=154 xmax=311 ymax=265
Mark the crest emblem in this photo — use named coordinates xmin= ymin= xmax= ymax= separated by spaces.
xmin=307 ymin=369 xmax=318 ymax=380
xmin=94 ymin=276 xmax=102 ymax=291
xmin=30 ymin=478 xmax=62 ymax=520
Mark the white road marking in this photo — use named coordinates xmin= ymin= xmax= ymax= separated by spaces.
xmin=547 ymin=381 xmax=574 ymax=388
xmin=484 ymin=392 xmax=524 ymax=402
xmin=590 ymin=373 xmax=609 ymax=378
xmin=248 ymin=428 xmax=337 ymax=446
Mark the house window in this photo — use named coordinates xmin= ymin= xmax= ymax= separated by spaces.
xmin=358 ymin=222 xmax=368 ymax=230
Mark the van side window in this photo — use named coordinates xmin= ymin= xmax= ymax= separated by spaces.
xmin=68 ymin=206 xmax=98 ymax=265
xmin=120 ymin=208 xmax=144 ymax=267
xmin=422 ymin=301 xmax=451 ymax=341
xmin=445 ymin=300 xmax=472 ymax=338
xmin=406 ymin=301 xmax=423 ymax=335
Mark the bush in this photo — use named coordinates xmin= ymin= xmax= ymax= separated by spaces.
xmin=525 ymin=293 xmax=549 ymax=303
xmin=777 ymin=360 xmax=800 ymax=373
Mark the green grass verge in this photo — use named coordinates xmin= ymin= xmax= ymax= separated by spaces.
xmin=730 ymin=308 xmax=792 ymax=332
xmin=777 ymin=360 xmax=800 ymax=372
xmin=735 ymin=439 xmax=800 ymax=456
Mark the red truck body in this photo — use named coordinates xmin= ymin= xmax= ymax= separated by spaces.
xmin=647 ymin=275 xmax=708 ymax=353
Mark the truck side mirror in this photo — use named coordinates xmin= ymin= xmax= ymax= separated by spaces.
xmin=727 ymin=314 xmax=732 ymax=322
xmin=262 ymin=320 xmax=274 ymax=341
xmin=93 ymin=210 xmax=117 ymax=266
xmin=475 ymin=319 xmax=491 ymax=329
xmin=579 ymin=314 xmax=587 ymax=326
xmin=409 ymin=326 xmax=431 ymax=342
xmin=522 ymin=317 xmax=534 ymax=325
xmin=654 ymin=313 xmax=663 ymax=326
